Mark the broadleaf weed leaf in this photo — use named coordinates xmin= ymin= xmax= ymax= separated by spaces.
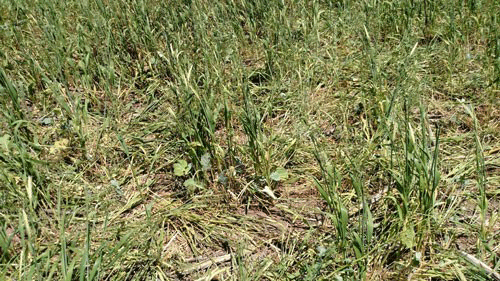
xmin=174 ymin=159 xmax=191 ymax=176
xmin=201 ymin=153 xmax=211 ymax=171
xmin=270 ymin=167 xmax=288 ymax=181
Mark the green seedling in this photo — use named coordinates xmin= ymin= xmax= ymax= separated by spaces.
xmin=270 ymin=167 xmax=288 ymax=182
xmin=173 ymin=159 xmax=191 ymax=177
xmin=1 ymin=0 xmax=498 ymax=279
xmin=183 ymin=178 xmax=204 ymax=194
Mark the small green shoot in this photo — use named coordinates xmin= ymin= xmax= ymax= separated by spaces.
xmin=270 ymin=167 xmax=288 ymax=182
xmin=173 ymin=159 xmax=192 ymax=177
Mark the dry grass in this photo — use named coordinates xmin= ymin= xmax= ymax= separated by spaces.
xmin=1 ymin=0 xmax=500 ymax=280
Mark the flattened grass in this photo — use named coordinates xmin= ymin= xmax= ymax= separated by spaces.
xmin=1 ymin=0 xmax=499 ymax=280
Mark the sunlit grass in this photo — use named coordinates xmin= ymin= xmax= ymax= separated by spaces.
xmin=1 ymin=0 xmax=499 ymax=280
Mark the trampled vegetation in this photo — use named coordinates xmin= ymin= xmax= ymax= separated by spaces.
xmin=1 ymin=0 xmax=499 ymax=280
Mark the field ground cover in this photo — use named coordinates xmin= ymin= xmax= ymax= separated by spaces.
xmin=1 ymin=0 xmax=500 ymax=280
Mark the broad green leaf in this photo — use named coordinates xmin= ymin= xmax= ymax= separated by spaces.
xmin=270 ymin=167 xmax=288 ymax=181
xmin=174 ymin=160 xmax=191 ymax=176
xmin=183 ymin=178 xmax=196 ymax=187
xmin=401 ymin=224 xmax=415 ymax=248
xmin=183 ymin=178 xmax=203 ymax=193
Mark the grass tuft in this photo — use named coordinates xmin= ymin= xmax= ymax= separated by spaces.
xmin=1 ymin=0 xmax=500 ymax=280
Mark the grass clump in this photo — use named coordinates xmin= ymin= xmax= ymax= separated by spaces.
xmin=1 ymin=0 xmax=500 ymax=280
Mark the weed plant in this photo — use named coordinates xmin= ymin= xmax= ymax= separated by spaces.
xmin=1 ymin=0 xmax=500 ymax=280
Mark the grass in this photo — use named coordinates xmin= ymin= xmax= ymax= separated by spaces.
xmin=1 ymin=0 xmax=499 ymax=280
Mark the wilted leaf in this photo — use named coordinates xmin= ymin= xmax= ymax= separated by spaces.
xmin=110 ymin=179 xmax=123 ymax=195
xmin=110 ymin=179 xmax=119 ymax=188
xmin=316 ymin=246 xmax=327 ymax=257
xmin=40 ymin=117 xmax=53 ymax=126
xmin=270 ymin=167 xmax=288 ymax=181
xmin=218 ymin=172 xmax=228 ymax=185
xmin=412 ymin=251 xmax=422 ymax=266
xmin=366 ymin=207 xmax=373 ymax=243
xmin=0 ymin=134 xmax=10 ymax=152
xmin=49 ymin=138 xmax=69 ymax=154
xmin=201 ymin=153 xmax=211 ymax=171
xmin=261 ymin=185 xmax=277 ymax=199
xmin=189 ymin=141 xmax=203 ymax=148
xmin=174 ymin=160 xmax=191 ymax=176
